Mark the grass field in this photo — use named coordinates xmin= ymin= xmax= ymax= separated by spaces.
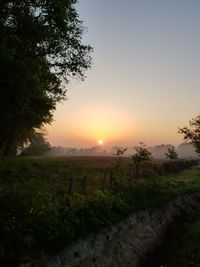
xmin=0 ymin=156 xmax=199 ymax=266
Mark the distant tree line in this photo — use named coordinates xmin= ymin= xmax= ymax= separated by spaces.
xmin=21 ymin=140 xmax=199 ymax=159
xmin=20 ymin=114 xmax=200 ymax=158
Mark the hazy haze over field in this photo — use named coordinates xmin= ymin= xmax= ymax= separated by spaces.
xmin=46 ymin=143 xmax=199 ymax=160
xmin=46 ymin=0 xmax=200 ymax=148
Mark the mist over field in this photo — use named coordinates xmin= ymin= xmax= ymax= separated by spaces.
xmin=44 ymin=142 xmax=199 ymax=159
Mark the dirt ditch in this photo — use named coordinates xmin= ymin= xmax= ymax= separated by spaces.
xmin=21 ymin=193 xmax=200 ymax=267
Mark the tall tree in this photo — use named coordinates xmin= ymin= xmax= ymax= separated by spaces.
xmin=178 ymin=115 xmax=200 ymax=155
xmin=0 ymin=0 xmax=92 ymax=156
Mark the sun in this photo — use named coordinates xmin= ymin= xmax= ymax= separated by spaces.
xmin=98 ymin=139 xmax=104 ymax=145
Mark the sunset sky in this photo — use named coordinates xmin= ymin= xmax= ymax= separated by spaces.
xmin=46 ymin=0 xmax=200 ymax=148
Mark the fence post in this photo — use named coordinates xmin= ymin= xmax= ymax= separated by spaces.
xmin=100 ymin=171 xmax=106 ymax=191
xmin=128 ymin=165 xmax=131 ymax=182
xmin=11 ymin=182 xmax=18 ymax=203
xmin=68 ymin=176 xmax=74 ymax=195
xmin=110 ymin=171 xmax=113 ymax=189
xmin=82 ymin=175 xmax=87 ymax=194
xmin=128 ymin=164 xmax=134 ymax=182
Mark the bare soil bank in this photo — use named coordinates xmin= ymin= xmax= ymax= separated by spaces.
xmin=21 ymin=192 xmax=200 ymax=267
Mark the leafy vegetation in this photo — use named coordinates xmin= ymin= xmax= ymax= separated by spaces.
xmin=0 ymin=0 xmax=92 ymax=156
xmin=111 ymin=146 xmax=127 ymax=184
xmin=165 ymin=146 xmax=179 ymax=161
xmin=21 ymin=132 xmax=51 ymax=156
xmin=131 ymin=142 xmax=153 ymax=178
xmin=179 ymin=115 xmax=200 ymax=155
xmin=0 ymin=157 xmax=199 ymax=266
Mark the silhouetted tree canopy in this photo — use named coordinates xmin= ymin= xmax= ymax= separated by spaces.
xmin=165 ymin=146 xmax=178 ymax=160
xmin=178 ymin=115 xmax=200 ymax=155
xmin=21 ymin=132 xmax=50 ymax=156
xmin=0 ymin=0 xmax=92 ymax=156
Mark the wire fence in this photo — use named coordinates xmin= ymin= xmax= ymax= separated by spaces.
xmin=64 ymin=159 xmax=199 ymax=195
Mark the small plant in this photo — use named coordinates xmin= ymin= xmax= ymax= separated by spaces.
xmin=131 ymin=142 xmax=152 ymax=178
xmin=165 ymin=146 xmax=178 ymax=161
xmin=111 ymin=147 xmax=127 ymax=183
xmin=178 ymin=115 xmax=200 ymax=155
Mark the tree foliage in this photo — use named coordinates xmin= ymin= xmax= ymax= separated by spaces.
xmin=178 ymin=115 xmax=200 ymax=155
xmin=0 ymin=0 xmax=92 ymax=156
xmin=165 ymin=146 xmax=178 ymax=161
xmin=21 ymin=132 xmax=50 ymax=156
xmin=131 ymin=142 xmax=152 ymax=177
xmin=111 ymin=147 xmax=127 ymax=181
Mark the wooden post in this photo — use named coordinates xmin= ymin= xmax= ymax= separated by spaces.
xmin=128 ymin=165 xmax=134 ymax=182
xmin=110 ymin=171 xmax=113 ymax=189
xmin=82 ymin=175 xmax=87 ymax=194
xmin=128 ymin=165 xmax=132 ymax=182
xmin=144 ymin=167 xmax=148 ymax=179
xmin=68 ymin=176 xmax=74 ymax=195
xmin=100 ymin=171 xmax=106 ymax=191
xmin=11 ymin=182 xmax=17 ymax=203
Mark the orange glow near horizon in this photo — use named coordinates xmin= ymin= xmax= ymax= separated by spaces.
xmin=44 ymin=2 xmax=200 ymax=149
xmin=46 ymin=105 xmax=138 ymax=147
xmin=98 ymin=139 xmax=104 ymax=145
xmin=80 ymin=107 xmax=135 ymax=141
xmin=45 ymin=102 xmax=186 ymax=148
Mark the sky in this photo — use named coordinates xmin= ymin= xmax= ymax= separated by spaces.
xmin=46 ymin=0 xmax=200 ymax=149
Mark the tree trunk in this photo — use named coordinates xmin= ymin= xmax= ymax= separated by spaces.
xmin=1 ymin=142 xmax=17 ymax=157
